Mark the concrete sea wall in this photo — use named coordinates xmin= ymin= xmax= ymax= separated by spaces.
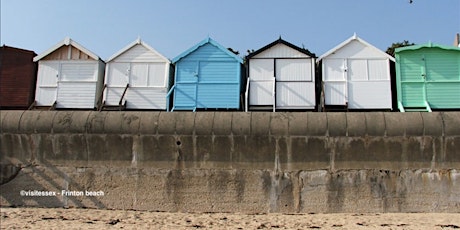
xmin=1 ymin=110 xmax=459 ymax=213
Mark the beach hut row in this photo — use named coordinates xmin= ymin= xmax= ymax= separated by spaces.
xmin=1 ymin=35 xmax=459 ymax=112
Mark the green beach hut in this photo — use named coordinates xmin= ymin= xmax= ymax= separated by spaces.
xmin=395 ymin=42 xmax=460 ymax=112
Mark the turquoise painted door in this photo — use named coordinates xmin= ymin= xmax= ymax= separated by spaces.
xmin=400 ymin=53 xmax=427 ymax=107
xmin=174 ymin=61 xmax=197 ymax=109
xmin=424 ymin=50 xmax=460 ymax=108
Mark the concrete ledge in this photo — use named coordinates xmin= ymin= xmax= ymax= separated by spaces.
xmin=1 ymin=110 xmax=460 ymax=213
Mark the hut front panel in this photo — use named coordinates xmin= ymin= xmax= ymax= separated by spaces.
xmin=348 ymin=82 xmax=391 ymax=109
xmin=35 ymin=61 xmax=59 ymax=106
xmin=196 ymin=61 xmax=239 ymax=108
xmin=398 ymin=52 xmax=425 ymax=107
xmin=56 ymin=82 xmax=96 ymax=108
xmin=424 ymin=48 xmax=460 ymax=108
xmin=127 ymin=63 xmax=167 ymax=109
xmin=104 ymin=63 xmax=129 ymax=105
xmin=126 ymin=88 xmax=167 ymax=109
xmin=249 ymin=81 xmax=274 ymax=105
xmin=196 ymin=83 xmax=239 ymax=108
xmin=323 ymin=59 xmax=347 ymax=105
xmin=347 ymin=59 xmax=391 ymax=109
xmin=174 ymin=84 xmax=196 ymax=109
xmin=56 ymin=62 xmax=98 ymax=108
xmin=275 ymin=58 xmax=315 ymax=108
xmin=275 ymin=59 xmax=312 ymax=81
xmin=276 ymin=82 xmax=315 ymax=108
xmin=249 ymin=59 xmax=274 ymax=106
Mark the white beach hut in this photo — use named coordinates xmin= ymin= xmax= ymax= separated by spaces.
xmin=102 ymin=38 xmax=171 ymax=110
xmin=33 ymin=37 xmax=105 ymax=109
xmin=317 ymin=34 xmax=395 ymax=110
xmin=245 ymin=38 xmax=316 ymax=111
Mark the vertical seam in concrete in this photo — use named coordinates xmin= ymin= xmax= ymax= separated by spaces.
xmin=229 ymin=112 xmax=234 ymax=168
xmin=382 ymin=112 xmax=388 ymax=137
xmin=50 ymin=111 xmax=58 ymax=134
xmin=249 ymin=112 xmax=253 ymax=135
xmin=17 ymin=110 xmax=27 ymax=133
xmin=440 ymin=112 xmax=446 ymax=165
xmin=345 ymin=113 xmax=349 ymax=137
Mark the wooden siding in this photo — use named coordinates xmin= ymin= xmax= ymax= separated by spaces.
xmin=0 ymin=46 xmax=37 ymax=108
xmin=276 ymin=82 xmax=315 ymax=108
xmin=180 ymin=43 xmax=236 ymax=62
xmin=111 ymin=44 xmax=167 ymax=63
xmin=125 ymin=88 xmax=167 ymax=109
xmin=249 ymin=81 xmax=274 ymax=105
xmin=348 ymin=81 xmax=391 ymax=109
xmin=324 ymin=40 xmax=387 ymax=59
xmin=43 ymin=45 xmax=95 ymax=61
xmin=35 ymin=61 xmax=59 ymax=106
xmin=56 ymin=82 xmax=96 ymax=108
xmin=276 ymin=59 xmax=312 ymax=81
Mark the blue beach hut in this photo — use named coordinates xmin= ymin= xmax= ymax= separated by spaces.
xmin=167 ymin=37 xmax=243 ymax=111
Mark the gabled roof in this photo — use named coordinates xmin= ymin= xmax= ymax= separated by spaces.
xmin=106 ymin=38 xmax=170 ymax=63
xmin=172 ymin=37 xmax=243 ymax=64
xmin=33 ymin=37 xmax=100 ymax=62
xmin=247 ymin=37 xmax=316 ymax=59
xmin=395 ymin=41 xmax=460 ymax=53
xmin=317 ymin=33 xmax=395 ymax=62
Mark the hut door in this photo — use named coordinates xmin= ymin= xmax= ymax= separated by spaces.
xmin=323 ymin=59 xmax=347 ymax=105
xmin=249 ymin=59 xmax=275 ymax=106
xmin=57 ymin=62 xmax=98 ymax=108
xmin=275 ymin=59 xmax=313 ymax=108
xmin=105 ymin=63 xmax=129 ymax=106
xmin=36 ymin=61 xmax=59 ymax=106
xmin=174 ymin=61 xmax=198 ymax=109
xmin=400 ymin=55 xmax=427 ymax=108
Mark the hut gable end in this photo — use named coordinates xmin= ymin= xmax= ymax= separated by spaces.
xmin=42 ymin=45 xmax=94 ymax=61
xmin=252 ymin=43 xmax=311 ymax=59
xmin=107 ymin=39 xmax=170 ymax=63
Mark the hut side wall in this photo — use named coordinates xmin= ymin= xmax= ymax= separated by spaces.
xmin=0 ymin=46 xmax=37 ymax=109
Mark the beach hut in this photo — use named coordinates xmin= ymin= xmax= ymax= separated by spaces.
xmin=318 ymin=34 xmax=395 ymax=110
xmin=168 ymin=37 xmax=243 ymax=111
xmin=33 ymin=37 xmax=105 ymax=109
xmin=395 ymin=42 xmax=460 ymax=112
xmin=102 ymin=38 xmax=171 ymax=110
xmin=245 ymin=38 xmax=316 ymax=111
xmin=0 ymin=46 xmax=37 ymax=109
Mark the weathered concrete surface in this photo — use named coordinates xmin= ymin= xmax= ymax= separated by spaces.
xmin=1 ymin=111 xmax=459 ymax=213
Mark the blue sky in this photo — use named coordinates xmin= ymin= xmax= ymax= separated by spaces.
xmin=1 ymin=0 xmax=459 ymax=59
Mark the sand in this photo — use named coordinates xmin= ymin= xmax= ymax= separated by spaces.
xmin=1 ymin=207 xmax=460 ymax=229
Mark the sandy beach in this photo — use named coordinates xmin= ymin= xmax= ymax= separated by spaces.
xmin=1 ymin=207 xmax=459 ymax=230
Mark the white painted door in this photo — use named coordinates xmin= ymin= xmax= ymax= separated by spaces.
xmin=128 ymin=63 xmax=167 ymax=109
xmin=323 ymin=59 xmax=347 ymax=105
xmin=275 ymin=59 xmax=314 ymax=108
xmin=36 ymin=61 xmax=59 ymax=106
xmin=105 ymin=62 xmax=130 ymax=105
xmin=57 ymin=63 xmax=97 ymax=108
xmin=249 ymin=59 xmax=274 ymax=106
xmin=347 ymin=59 xmax=391 ymax=109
